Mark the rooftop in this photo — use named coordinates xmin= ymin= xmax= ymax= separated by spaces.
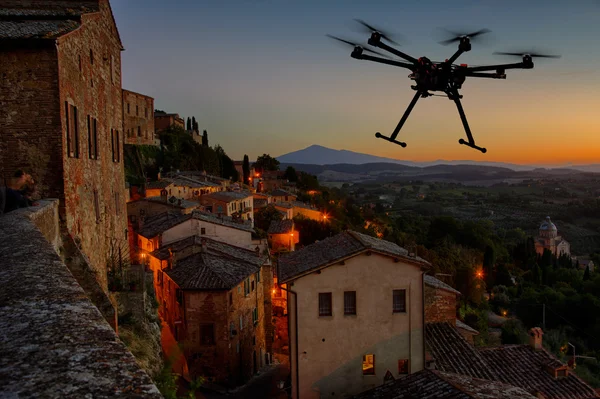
xmin=202 ymin=191 xmax=252 ymax=203
xmin=253 ymin=198 xmax=268 ymax=209
xmin=166 ymin=252 xmax=260 ymax=290
xmin=271 ymin=188 xmax=295 ymax=197
xmin=425 ymin=274 xmax=461 ymax=295
xmin=151 ymin=235 xmax=265 ymax=267
xmin=352 ymin=369 xmax=535 ymax=399
xmin=480 ymin=345 xmax=598 ymax=399
xmin=425 ymin=322 xmax=497 ymax=380
xmin=278 ymin=231 xmax=429 ymax=282
xmin=268 ymin=219 xmax=294 ymax=234
xmin=192 ymin=210 xmax=254 ymax=233
xmin=138 ymin=210 xmax=254 ymax=238
xmin=145 ymin=196 xmax=200 ymax=209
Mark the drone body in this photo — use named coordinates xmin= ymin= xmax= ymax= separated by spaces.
xmin=329 ymin=22 xmax=560 ymax=153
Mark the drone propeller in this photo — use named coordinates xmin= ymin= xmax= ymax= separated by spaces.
xmin=326 ymin=34 xmax=389 ymax=57
xmin=353 ymin=19 xmax=400 ymax=45
xmin=493 ymin=51 xmax=561 ymax=59
xmin=438 ymin=28 xmax=491 ymax=46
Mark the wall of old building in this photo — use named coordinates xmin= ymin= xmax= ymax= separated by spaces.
xmin=294 ymin=207 xmax=323 ymax=221
xmin=57 ymin=1 xmax=128 ymax=288
xmin=424 ymin=286 xmax=457 ymax=324
xmin=288 ymin=253 xmax=425 ymax=399
xmin=0 ymin=45 xmax=64 ymax=201
xmin=123 ymin=89 xmax=155 ymax=145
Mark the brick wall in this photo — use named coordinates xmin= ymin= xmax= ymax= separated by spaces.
xmin=55 ymin=0 xmax=128 ymax=288
xmin=123 ymin=89 xmax=155 ymax=145
xmin=424 ymin=286 xmax=457 ymax=324
xmin=155 ymin=114 xmax=184 ymax=132
xmin=0 ymin=45 xmax=64 ymax=200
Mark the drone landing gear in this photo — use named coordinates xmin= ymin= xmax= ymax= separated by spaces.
xmin=450 ymin=90 xmax=487 ymax=153
xmin=375 ymin=89 xmax=424 ymax=148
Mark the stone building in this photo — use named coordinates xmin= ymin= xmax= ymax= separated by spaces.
xmin=154 ymin=110 xmax=184 ymax=132
xmin=271 ymin=188 xmax=297 ymax=204
xmin=535 ymin=216 xmax=570 ymax=256
xmin=122 ymin=89 xmax=155 ymax=146
xmin=268 ymin=219 xmax=298 ymax=252
xmin=0 ymin=0 xmax=127 ymax=288
xmin=278 ymin=231 xmax=430 ymax=399
xmin=200 ymin=191 xmax=254 ymax=226
xmin=146 ymin=235 xmax=273 ymax=384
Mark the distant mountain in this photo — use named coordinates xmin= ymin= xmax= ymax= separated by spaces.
xmin=277 ymin=145 xmax=600 ymax=173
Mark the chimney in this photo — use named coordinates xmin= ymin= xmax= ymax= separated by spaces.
xmin=529 ymin=327 xmax=544 ymax=350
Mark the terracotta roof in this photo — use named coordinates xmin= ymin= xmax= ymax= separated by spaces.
xmin=268 ymin=219 xmax=294 ymax=234
xmin=145 ymin=196 xmax=200 ymax=209
xmin=278 ymin=231 xmax=429 ymax=282
xmin=166 ymin=252 xmax=259 ymax=290
xmin=151 ymin=235 xmax=265 ymax=267
xmin=192 ymin=211 xmax=254 ymax=233
xmin=145 ymin=180 xmax=173 ymax=190
xmin=253 ymin=198 xmax=268 ymax=209
xmin=0 ymin=2 xmax=99 ymax=40
xmin=352 ymin=369 xmax=535 ymax=399
xmin=138 ymin=212 xmax=190 ymax=239
xmin=479 ymin=345 xmax=599 ymax=399
xmin=202 ymin=191 xmax=252 ymax=203
xmin=425 ymin=274 xmax=461 ymax=295
xmin=425 ymin=322 xmax=497 ymax=380
xmin=271 ymin=189 xmax=295 ymax=197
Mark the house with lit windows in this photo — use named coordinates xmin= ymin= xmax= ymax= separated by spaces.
xmin=200 ymin=191 xmax=254 ymax=226
xmin=278 ymin=231 xmax=430 ymax=399
xmin=147 ymin=235 xmax=273 ymax=384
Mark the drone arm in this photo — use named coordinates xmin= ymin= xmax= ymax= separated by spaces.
xmin=446 ymin=48 xmax=465 ymax=65
xmin=355 ymin=53 xmax=415 ymax=70
xmin=451 ymin=90 xmax=487 ymax=153
xmin=465 ymin=62 xmax=529 ymax=72
xmin=464 ymin=71 xmax=506 ymax=79
xmin=368 ymin=38 xmax=419 ymax=64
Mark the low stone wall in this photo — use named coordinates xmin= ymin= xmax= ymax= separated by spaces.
xmin=0 ymin=201 xmax=162 ymax=398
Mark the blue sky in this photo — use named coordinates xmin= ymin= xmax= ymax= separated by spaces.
xmin=112 ymin=0 xmax=600 ymax=164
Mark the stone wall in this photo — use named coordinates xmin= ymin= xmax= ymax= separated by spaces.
xmin=123 ymin=89 xmax=156 ymax=146
xmin=0 ymin=201 xmax=162 ymax=398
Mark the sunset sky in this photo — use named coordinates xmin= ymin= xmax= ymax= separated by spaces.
xmin=112 ymin=0 xmax=600 ymax=165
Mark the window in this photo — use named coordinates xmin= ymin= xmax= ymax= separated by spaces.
xmin=138 ymin=126 xmax=141 ymax=137
xmin=90 ymin=48 xmax=94 ymax=64
xmin=344 ymin=291 xmax=356 ymax=315
xmin=114 ymin=192 xmax=120 ymax=215
xmin=110 ymin=55 xmax=116 ymax=84
xmin=398 ymin=359 xmax=409 ymax=374
xmin=78 ymin=55 xmax=82 ymax=72
xmin=111 ymin=129 xmax=120 ymax=162
xmin=393 ymin=289 xmax=406 ymax=313
xmin=136 ymin=105 xmax=139 ymax=116
xmin=256 ymin=270 xmax=261 ymax=283
xmin=239 ymin=315 xmax=243 ymax=330
xmin=362 ymin=354 xmax=375 ymax=375
xmin=93 ymin=189 xmax=100 ymax=222
xmin=127 ymin=103 xmax=130 ymax=114
xmin=200 ymin=227 xmax=206 ymax=235
xmin=145 ymin=107 xmax=148 ymax=118
xmin=200 ymin=324 xmax=215 ymax=345
xmin=244 ymin=278 xmax=250 ymax=296
xmin=230 ymin=322 xmax=236 ymax=337
xmin=251 ymin=279 xmax=255 ymax=292
xmin=252 ymin=307 xmax=258 ymax=324
xmin=87 ymin=116 xmax=98 ymax=159
xmin=229 ymin=291 xmax=233 ymax=307
xmin=318 ymin=293 xmax=332 ymax=316
xmin=65 ymin=102 xmax=79 ymax=158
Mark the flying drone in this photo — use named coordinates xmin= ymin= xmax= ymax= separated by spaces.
xmin=328 ymin=20 xmax=561 ymax=153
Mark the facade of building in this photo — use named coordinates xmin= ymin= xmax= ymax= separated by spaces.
xmin=271 ymin=189 xmax=297 ymax=204
xmin=147 ymin=236 xmax=273 ymax=384
xmin=123 ymin=89 xmax=155 ymax=146
xmin=0 ymin=0 xmax=127 ymax=288
xmin=201 ymin=191 xmax=254 ymax=226
xmin=279 ymin=231 xmax=430 ymax=399
xmin=535 ymin=216 xmax=570 ymax=256
xmin=154 ymin=111 xmax=184 ymax=132
xmin=268 ymin=219 xmax=298 ymax=252
xmin=146 ymin=177 xmax=221 ymax=200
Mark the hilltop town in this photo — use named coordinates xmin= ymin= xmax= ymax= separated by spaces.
xmin=1 ymin=1 xmax=600 ymax=399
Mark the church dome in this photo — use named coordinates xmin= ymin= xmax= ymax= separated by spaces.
xmin=540 ymin=216 xmax=557 ymax=232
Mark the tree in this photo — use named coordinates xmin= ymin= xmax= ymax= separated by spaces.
xmin=202 ymin=130 xmax=208 ymax=147
xmin=186 ymin=117 xmax=192 ymax=131
xmin=283 ymin=166 xmax=298 ymax=182
xmin=191 ymin=116 xmax=197 ymax=132
xmin=254 ymin=205 xmax=283 ymax=231
xmin=254 ymin=153 xmax=280 ymax=173
xmin=483 ymin=245 xmax=496 ymax=288
xmin=297 ymin=173 xmax=319 ymax=191
xmin=242 ymin=154 xmax=250 ymax=184
xmin=584 ymin=265 xmax=592 ymax=281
